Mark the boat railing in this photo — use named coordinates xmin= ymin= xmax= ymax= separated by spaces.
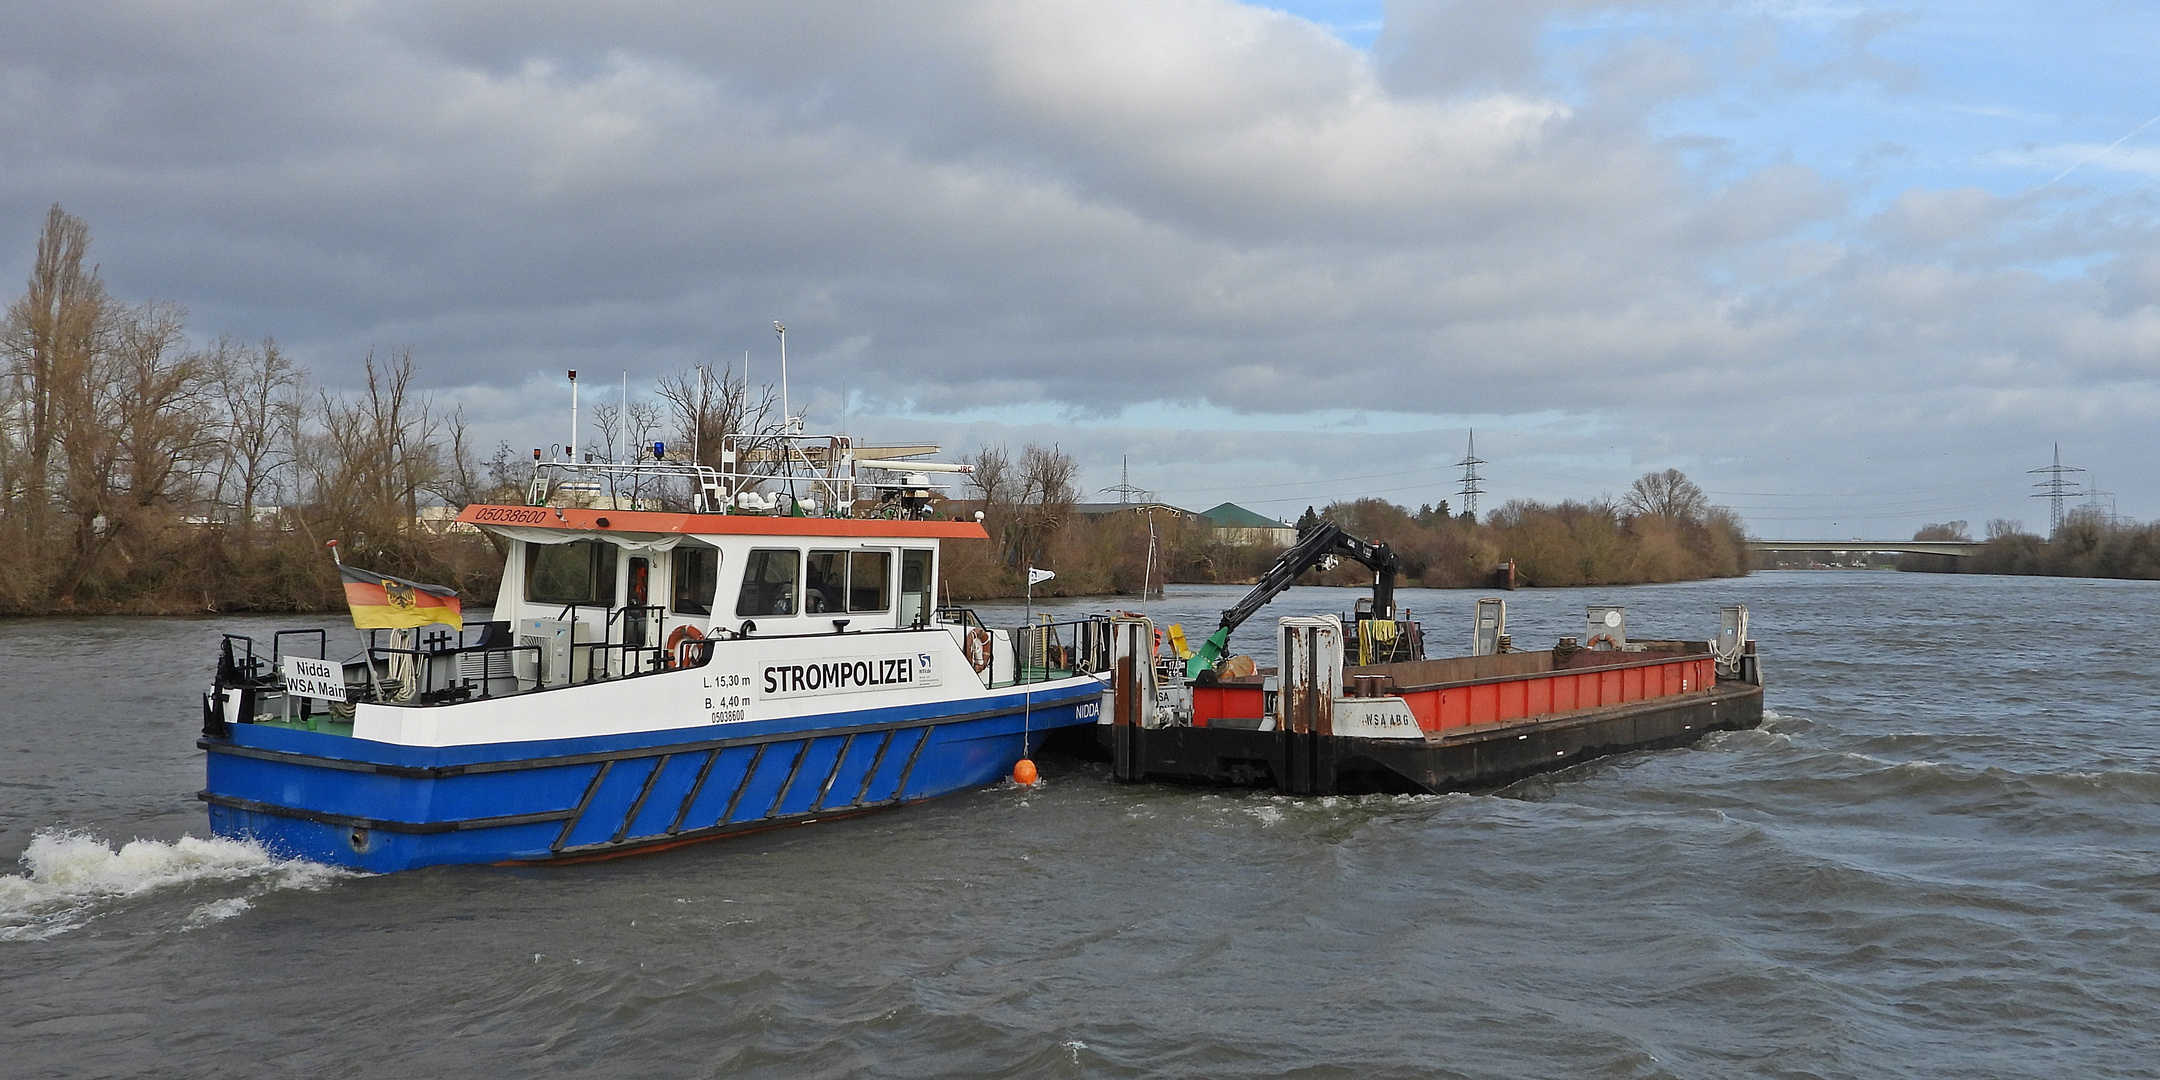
xmin=219 ymin=633 xmax=266 ymax=680
xmin=999 ymin=617 xmax=1114 ymax=688
xmin=215 ymin=633 xmax=279 ymax=693
xmin=571 ymin=607 xmax=678 ymax=681
xmin=523 ymin=433 xmax=864 ymax=515
xmin=362 ymin=624 xmax=545 ymax=705
xmin=572 ymin=638 xmax=649 ymax=682
xmin=570 ymin=604 xmax=671 ymax=680
xmin=936 ymin=606 xmax=988 ymax=637
xmin=273 ymin=629 xmax=329 ymax=665
xmin=205 ymin=634 xmax=279 ymax=737
xmin=355 ymin=603 xmax=720 ymax=704
xmin=717 ymin=432 xmax=855 ymax=515
xmin=209 ymin=629 xmax=335 ymax=699
xmin=526 ymin=459 xmax=730 ymax=513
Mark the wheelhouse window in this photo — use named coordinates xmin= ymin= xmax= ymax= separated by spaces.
xmin=805 ymin=549 xmax=892 ymax=614
xmin=735 ymin=549 xmax=800 ymax=617
xmin=526 ymin=539 xmax=619 ymax=606
xmin=673 ymin=544 xmax=719 ymax=616
xmin=848 ymin=551 xmax=891 ymax=612
xmin=805 ymin=551 xmax=845 ymax=614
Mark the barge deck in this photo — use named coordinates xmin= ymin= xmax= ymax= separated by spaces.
xmin=1101 ymin=613 xmax=1763 ymax=796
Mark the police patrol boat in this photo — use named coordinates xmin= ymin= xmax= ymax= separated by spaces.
xmin=199 ymin=434 xmax=1112 ymax=872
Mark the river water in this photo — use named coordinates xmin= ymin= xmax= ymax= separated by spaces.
xmin=4 ymin=571 xmax=2159 ymax=1078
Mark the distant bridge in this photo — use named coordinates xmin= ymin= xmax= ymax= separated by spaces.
xmin=1749 ymin=539 xmax=1985 ymax=558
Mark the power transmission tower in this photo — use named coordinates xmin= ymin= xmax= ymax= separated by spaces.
xmin=1456 ymin=430 xmax=1487 ymax=519
xmin=2029 ymin=443 xmax=2085 ymax=534
xmin=1099 ymin=454 xmax=1154 ymax=504
xmin=2085 ymin=475 xmax=2118 ymax=527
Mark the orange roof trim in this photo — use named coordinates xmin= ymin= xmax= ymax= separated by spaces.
xmin=456 ymin=504 xmax=991 ymax=540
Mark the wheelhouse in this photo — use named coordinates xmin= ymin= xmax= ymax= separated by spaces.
xmin=483 ymin=507 xmax=962 ymax=632
xmin=463 ymin=506 xmax=993 ymax=685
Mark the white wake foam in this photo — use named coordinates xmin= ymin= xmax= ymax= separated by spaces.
xmin=0 ymin=829 xmax=351 ymax=941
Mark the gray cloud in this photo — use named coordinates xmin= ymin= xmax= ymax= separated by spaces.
xmin=2 ymin=0 xmax=2155 ymax=533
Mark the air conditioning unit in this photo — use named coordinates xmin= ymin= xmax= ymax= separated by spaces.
xmin=518 ymin=618 xmax=601 ymax=687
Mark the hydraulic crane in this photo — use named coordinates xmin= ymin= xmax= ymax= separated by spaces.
xmin=1183 ymin=511 xmax=1402 ymax=680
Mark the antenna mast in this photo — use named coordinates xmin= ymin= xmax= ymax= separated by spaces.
xmin=774 ymin=322 xmax=794 ymax=433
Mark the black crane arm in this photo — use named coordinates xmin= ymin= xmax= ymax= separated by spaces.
xmin=1184 ymin=515 xmax=1400 ymax=677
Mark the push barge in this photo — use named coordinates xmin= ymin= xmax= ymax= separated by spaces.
xmin=198 ymin=435 xmax=1114 ymax=872
xmin=1099 ymin=517 xmax=1764 ymax=794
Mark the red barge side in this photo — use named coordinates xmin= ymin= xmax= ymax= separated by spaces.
xmin=1101 ymin=624 xmax=1764 ymax=796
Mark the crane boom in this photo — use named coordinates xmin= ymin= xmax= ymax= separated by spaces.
xmin=1183 ymin=513 xmax=1400 ymax=679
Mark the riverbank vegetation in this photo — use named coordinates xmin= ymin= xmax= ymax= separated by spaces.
xmin=1897 ymin=516 xmax=2160 ymax=580
xmin=1306 ymin=469 xmax=1749 ymax=589
xmin=946 ymin=457 xmax=1751 ymax=599
xmin=0 ymin=206 xmax=517 ymax=614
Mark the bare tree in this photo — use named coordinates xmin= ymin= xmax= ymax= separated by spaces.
xmin=0 ymin=349 xmax=22 ymax=517
xmin=1 ymin=204 xmax=106 ymax=533
xmin=655 ymin=361 xmax=778 ymax=468
xmin=1623 ymin=469 xmax=1708 ymax=523
xmin=1017 ymin=443 xmax=1078 ymax=509
xmin=589 ymin=400 xmax=622 ymax=463
xmin=627 ymin=398 xmax=664 ymax=457
xmin=966 ymin=444 xmax=1012 ymax=510
xmin=109 ymin=302 xmax=215 ymax=514
xmin=49 ymin=300 xmax=213 ymax=602
xmin=210 ymin=336 xmax=302 ymax=532
xmin=1008 ymin=442 xmax=1078 ymax=567
xmin=437 ymin=408 xmax=507 ymax=509
xmin=302 ymin=349 xmax=444 ymax=563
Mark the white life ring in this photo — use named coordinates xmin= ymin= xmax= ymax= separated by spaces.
xmin=965 ymin=627 xmax=993 ymax=674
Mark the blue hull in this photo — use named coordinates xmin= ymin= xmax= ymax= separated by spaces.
xmin=202 ymin=684 xmax=1104 ymax=872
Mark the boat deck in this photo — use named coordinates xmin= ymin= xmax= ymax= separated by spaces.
xmin=249 ymin=713 xmax=354 ymax=736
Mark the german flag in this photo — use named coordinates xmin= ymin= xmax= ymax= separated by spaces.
xmin=339 ymin=564 xmax=463 ymax=631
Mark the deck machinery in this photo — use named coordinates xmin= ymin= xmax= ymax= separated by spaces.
xmin=1183 ymin=511 xmax=1423 ymax=681
xmin=1103 ymin=515 xmax=1764 ymax=795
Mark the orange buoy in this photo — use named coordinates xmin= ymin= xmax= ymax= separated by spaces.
xmin=1012 ymin=758 xmax=1039 ymax=786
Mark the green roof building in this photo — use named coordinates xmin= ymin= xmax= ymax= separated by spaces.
xmin=1201 ymin=502 xmax=1296 ymax=546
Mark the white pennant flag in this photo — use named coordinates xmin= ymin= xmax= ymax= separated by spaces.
xmin=1027 ymin=567 xmax=1056 ymax=585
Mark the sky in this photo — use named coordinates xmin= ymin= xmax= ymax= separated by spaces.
xmin=4 ymin=0 xmax=2157 ymax=539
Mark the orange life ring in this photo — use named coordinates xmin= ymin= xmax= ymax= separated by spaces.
xmin=666 ymin=624 xmax=707 ymax=667
xmin=965 ymin=627 xmax=993 ymax=674
xmin=1586 ymin=633 xmax=1618 ymax=651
